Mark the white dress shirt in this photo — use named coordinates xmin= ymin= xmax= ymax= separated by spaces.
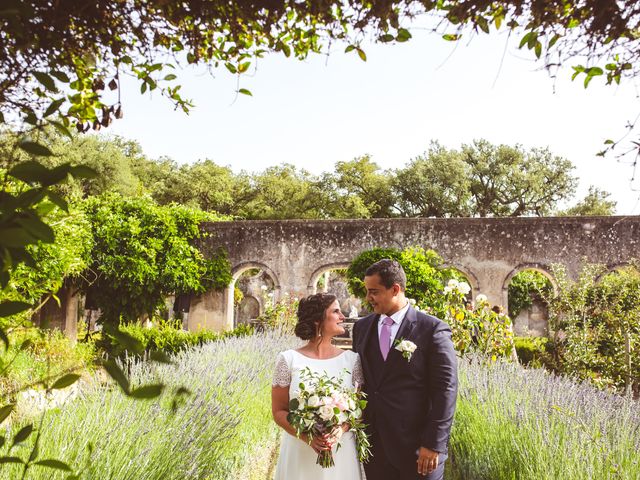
xmin=377 ymin=302 xmax=410 ymax=350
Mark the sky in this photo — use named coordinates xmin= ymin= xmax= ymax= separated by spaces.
xmin=107 ymin=26 xmax=640 ymax=214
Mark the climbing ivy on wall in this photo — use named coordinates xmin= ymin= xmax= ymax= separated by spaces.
xmin=82 ymin=194 xmax=231 ymax=325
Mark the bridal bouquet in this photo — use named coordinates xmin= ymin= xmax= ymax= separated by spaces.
xmin=287 ymin=367 xmax=371 ymax=468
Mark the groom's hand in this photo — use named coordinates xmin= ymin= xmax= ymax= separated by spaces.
xmin=417 ymin=447 xmax=439 ymax=476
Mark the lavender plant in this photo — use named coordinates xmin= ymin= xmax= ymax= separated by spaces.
xmin=0 ymin=329 xmax=295 ymax=479
xmin=449 ymin=357 xmax=640 ymax=479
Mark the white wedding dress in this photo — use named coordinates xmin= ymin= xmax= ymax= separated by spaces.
xmin=272 ymin=349 xmax=364 ymax=480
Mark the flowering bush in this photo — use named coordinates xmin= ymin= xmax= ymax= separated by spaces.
xmin=286 ymin=367 xmax=371 ymax=468
xmin=256 ymin=294 xmax=299 ymax=331
xmin=442 ymin=279 xmax=514 ymax=361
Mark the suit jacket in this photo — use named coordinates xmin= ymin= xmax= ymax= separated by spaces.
xmin=352 ymin=305 xmax=458 ymax=470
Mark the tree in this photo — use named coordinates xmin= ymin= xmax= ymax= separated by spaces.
xmin=2 ymin=1 xmax=638 ymax=131
xmin=394 ymin=142 xmax=471 ymax=217
xmin=241 ymin=164 xmax=322 ymax=219
xmin=346 ymin=246 xmax=460 ymax=318
xmin=82 ymin=194 xmax=232 ymax=325
xmin=462 ymin=140 xmax=577 ymax=217
xmin=332 ymin=156 xmax=395 ymax=218
xmin=560 ymin=186 xmax=617 ymax=216
xmin=154 ymin=159 xmax=248 ymax=216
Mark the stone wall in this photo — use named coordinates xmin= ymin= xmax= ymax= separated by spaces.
xmin=192 ymin=216 xmax=640 ymax=331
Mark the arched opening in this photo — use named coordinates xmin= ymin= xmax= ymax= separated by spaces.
xmin=503 ymin=264 xmax=556 ymax=337
xmin=228 ymin=262 xmax=280 ymax=328
xmin=308 ymin=263 xmax=362 ymax=318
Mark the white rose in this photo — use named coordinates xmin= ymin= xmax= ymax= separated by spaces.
xmin=321 ymin=396 xmax=333 ymax=406
xmin=347 ymin=398 xmax=356 ymax=411
xmin=475 ymin=294 xmax=488 ymax=303
xmin=319 ymin=405 xmax=335 ymax=421
xmin=307 ymin=395 xmax=320 ymax=408
xmin=457 ymin=282 xmax=471 ymax=295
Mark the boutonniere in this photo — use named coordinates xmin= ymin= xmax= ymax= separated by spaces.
xmin=394 ymin=338 xmax=417 ymax=362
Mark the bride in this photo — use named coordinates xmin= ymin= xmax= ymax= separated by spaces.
xmin=271 ymin=293 xmax=364 ymax=479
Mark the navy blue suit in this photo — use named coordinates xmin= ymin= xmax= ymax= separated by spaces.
xmin=352 ymin=306 xmax=458 ymax=479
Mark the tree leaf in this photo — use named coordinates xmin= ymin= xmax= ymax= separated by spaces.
xmin=396 ymin=28 xmax=412 ymax=42
xmin=0 ymin=404 xmax=15 ymax=424
xmin=8 ymin=160 xmax=50 ymax=183
xmin=15 ymin=217 xmax=55 ymax=243
xmin=0 ymin=456 xmax=24 ymax=465
xmin=237 ymin=61 xmax=250 ymax=73
xmin=379 ymin=34 xmax=394 ymax=42
xmin=442 ymin=34 xmax=461 ymax=41
xmin=129 ymin=384 xmax=164 ymax=399
xmin=149 ymin=350 xmax=173 ymax=364
xmin=0 ymin=228 xmax=37 ymax=247
xmin=48 ymin=120 xmax=73 ymax=139
xmin=102 ymin=359 xmax=130 ymax=393
xmin=18 ymin=141 xmax=54 ymax=157
xmin=356 ymin=48 xmax=367 ymax=62
xmin=44 ymin=98 xmax=65 ymax=117
xmin=238 ymin=88 xmax=252 ymax=96
xmin=12 ymin=424 xmax=34 ymax=446
xmin=50 ymin=71 xmax=70 ymax=83
xmin=164 ymin=74 xmax=177 ymax=81
xmin=47 ymin=191 xmax=69 ymax=212
xmin=51 ymin=373 xmax=81 ymax=390
xmin=33 ymin=72 xmax=57 ymax=91
xmin=34 ymin=459 xmax=72 ymax=471
xmin=0 ymin=301 xmax=31 ymax=318
xmin=70 ymin=165 xmax=98 ymax=179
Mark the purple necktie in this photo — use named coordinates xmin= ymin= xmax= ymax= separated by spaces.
xmin=379 ymin=317 xmax=395 ymax=361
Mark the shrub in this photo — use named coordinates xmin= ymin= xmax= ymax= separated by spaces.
xmin=99 ymin=319 xmax=254 ymax=357
xmin=514 ymin=336 xmax=551 ymax=367
xmin=507 ymin=270 xmax=553 ymax=318
xmin=0 ymin=328 xmax=95 ymax=403
xmin=547 ymin=263 xmax=640 ymax=396
xmin=347 ymin=246 xmax=462 ymax=318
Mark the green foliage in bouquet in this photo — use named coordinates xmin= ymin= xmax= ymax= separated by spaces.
xmin=286 ymin=367 xmax=371 ymax=468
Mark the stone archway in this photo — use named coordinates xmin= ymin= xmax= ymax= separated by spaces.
xmin=503 ymin=263 xmax=557 ymax=337
xmin=308 ymin=262 xmax=363 ymax=317
xmin=227 ymin=262 xmax=281 ymax=329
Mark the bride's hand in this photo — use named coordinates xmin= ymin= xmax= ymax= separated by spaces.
xmin=301 ymin=433 xmax=332 ymax=454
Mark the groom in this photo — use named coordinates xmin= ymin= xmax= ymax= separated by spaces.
xmin=352 ymin=259 xmax=458 ymax=480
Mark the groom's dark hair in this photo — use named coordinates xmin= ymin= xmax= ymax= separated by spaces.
xmin=365 ymin=259 xmax=406 ymax=290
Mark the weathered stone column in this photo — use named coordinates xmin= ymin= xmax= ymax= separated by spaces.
xmin=471 ymin=261 xmax=514 ymax=310
xmin=187 ymin=288 xmax=233 ymax=332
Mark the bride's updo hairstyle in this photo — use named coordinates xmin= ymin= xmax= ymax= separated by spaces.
xmin=294 ymin=293 xmax=337 ymax=341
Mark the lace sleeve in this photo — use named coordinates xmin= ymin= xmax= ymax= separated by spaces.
xmin=272 ymin=353 xmax=291 ymax=387
xmin=352 ymin=354 xmax=364 ymax=388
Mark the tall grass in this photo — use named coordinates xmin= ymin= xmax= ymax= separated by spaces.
xmin=1 ymin=329 xmax=295 ymax=480
xmin=449 ymin=358 xmax=640 ymax=480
